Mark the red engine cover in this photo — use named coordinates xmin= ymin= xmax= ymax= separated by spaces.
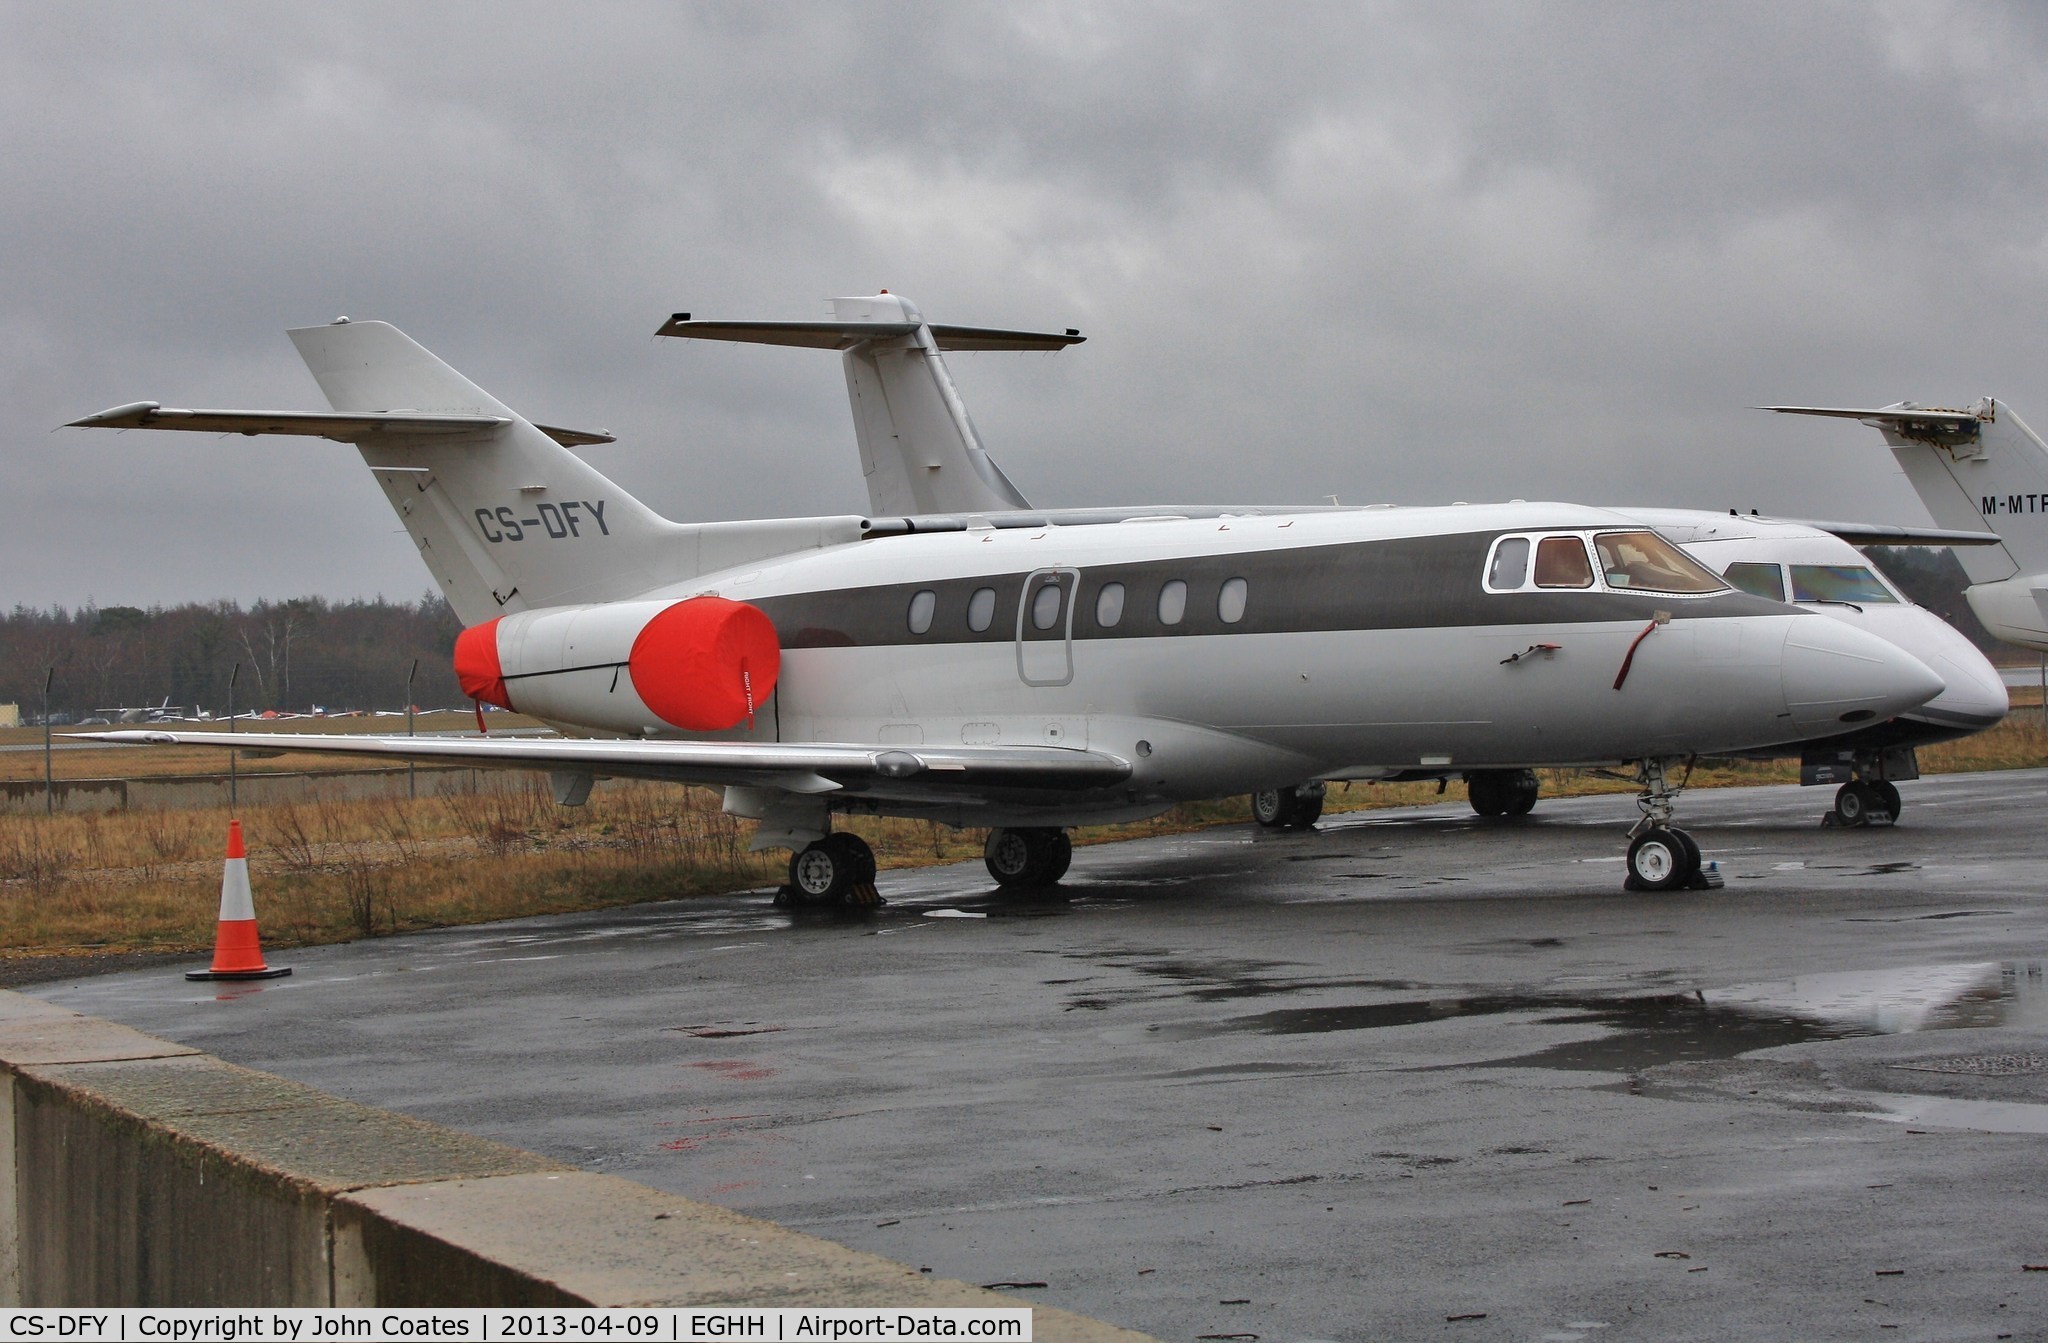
xmin=629 ymin=597 xmax=781 ymax=731
xmin=453 ymin=618 xmax=511 ymax=709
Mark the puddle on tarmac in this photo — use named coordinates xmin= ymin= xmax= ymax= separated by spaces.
xmin=1156 ymin=961 xmax=2047 ymax=1073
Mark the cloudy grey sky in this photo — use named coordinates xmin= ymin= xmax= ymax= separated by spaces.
xmin=6 ymin=1 xmax=2047 ymax=610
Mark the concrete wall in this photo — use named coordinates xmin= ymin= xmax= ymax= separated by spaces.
xmin=0 ymin=767 xmax=495 ymax=816
xmin=0 ymin=992 xmax=1151 ymax=1335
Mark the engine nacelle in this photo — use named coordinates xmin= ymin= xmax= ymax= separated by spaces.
xmin=455 ymin=596 xmax=781 ymax=734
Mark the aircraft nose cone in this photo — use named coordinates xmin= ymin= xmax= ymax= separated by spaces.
xmin=1914 ymin=641 xmax=2010 ymax=730
xmin=1781 ymin=617 xmax=1945 ymax=736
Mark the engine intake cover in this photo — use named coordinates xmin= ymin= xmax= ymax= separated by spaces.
xmin=628 ymin=597 xmax=781 ymax=730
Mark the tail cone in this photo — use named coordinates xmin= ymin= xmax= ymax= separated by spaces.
xmin=186 ymin=819 xmax=291 ymax=981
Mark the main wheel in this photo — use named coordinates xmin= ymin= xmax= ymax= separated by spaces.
xmin=1253 ymin=786 xmax=1322 ymax=829
xmin=1873 ymin=780 xmax=1902 ymax=820
xmin=1833 ymin=781 xmax=1876 ymax=828
xmin=985 ymin=827 xmax=1062 ymax=885
xmin=1504 ymin=769 xmax=1541 ymax=817
xmin=823 ymin=832 xmax=877 ymax=885
xmin=1627 ymin=827 xmax=1694 ymax=891
xmin=1038 ymin=829 xmax=1073 ymax=883
xmin=1466 ymin=772 xmax=1506 ymax=817
xmin=1252 ymin=789 xmax=1295 ymax=827
xmin=788 ymin=839 xmax=855 ymax=904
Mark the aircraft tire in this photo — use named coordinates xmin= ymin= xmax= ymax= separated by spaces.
xmin=1289 ymin=790 xmax=1324 ymax=828
xmin=1039 ymin=830 xmax=1074 ymax=883
xmin=1252 ymin=789 xmax=1294 ymax=827
xmin=1467 ymin=772 xmax=1507 ymax=817
xmin=1874 ymin=780 xmax=1902 ymax=820
xmin=1627 ymin=827 xmax=1693 ymax=891
xmin=823 ymin=832 xmax=878 ymax=886
xmin=1833 ymin=781 xmax=1876 ymax=828
xmin=985 ymin=827 xmax=1059 ymax=886
xmin=788 ymin=840 xmax=854 ymax=904
xmin=1504 ymin=769 xmax=1540 ymax=817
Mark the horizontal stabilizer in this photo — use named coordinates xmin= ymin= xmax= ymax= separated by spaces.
xmin=82 ymin=730 xmax=1132 ymax=796
xmin=67 ymin=402 xmax=614 ymax=446
xmin=1760 ymin=404 xmax=1984 ymax=426
xmin=657 ymin=316 xmax=1083 ymax=352
xmin=1785 ymin=517 xmax=2003 ymax=547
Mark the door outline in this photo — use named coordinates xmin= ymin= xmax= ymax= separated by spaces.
xmin=1015 ymin=567 xmax=1078 ymax=687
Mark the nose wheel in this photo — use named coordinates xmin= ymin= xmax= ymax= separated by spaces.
xmin=1622 ymin=758 xmax=1721 ymax=892
xmin=1827 ymin=779 xmax=1900 ymax=828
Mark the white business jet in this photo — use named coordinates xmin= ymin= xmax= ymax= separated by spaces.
xmin=69 ymin=307 xmax=1941 ymax=898
xmin=661 ymin=296 xmax=2005 ymax=834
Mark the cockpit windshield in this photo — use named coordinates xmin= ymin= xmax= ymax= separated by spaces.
xmin=1592 ymin=531 xmax=1727 ymax=594
xmin=1789 ymin=564 xmax=1898 ymax=604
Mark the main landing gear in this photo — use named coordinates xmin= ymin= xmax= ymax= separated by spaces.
xmin=1252 ymin=783 xmax=1325 ymax=830
xmin=779 ymin=832 xmax=884 ymax=908
xmin=1622 ymin=757 xmax=1723 ymax=893
xmin=1466 ymin=768 xmax=1540 ymax=818
xmin=984 ymin=827 xmax=1073 ymax=887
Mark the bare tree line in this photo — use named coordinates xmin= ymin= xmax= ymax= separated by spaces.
xmin=2 ymin=593 xmax=465 ymax=719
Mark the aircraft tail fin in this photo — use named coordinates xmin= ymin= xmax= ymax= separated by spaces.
xmin=658 ymin=294 xmax=1083 ymax=517
xmin=72 ymin=320 xmax=876 ymax=626
xmin=1762 ymin=399 xmax=2048 ymax=584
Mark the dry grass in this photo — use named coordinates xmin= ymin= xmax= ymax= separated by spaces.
xmin=3 ymin=711 xmax=2045 ymax=961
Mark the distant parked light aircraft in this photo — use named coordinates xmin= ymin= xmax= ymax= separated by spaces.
xmin=69 ymin=301 xmax=1941 ymax=898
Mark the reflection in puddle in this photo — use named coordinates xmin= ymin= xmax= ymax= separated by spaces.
xmin=1851 ymin=1092 xmax=2048 ymax=1135
xmin=1163 ymin=962 xmax=2046 ymax=1074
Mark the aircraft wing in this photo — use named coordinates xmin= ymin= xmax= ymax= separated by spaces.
xmin=66 ymin=402 xmax=615 ymax=447
xmin=81 ymin=730 xmax=1131 ymax=797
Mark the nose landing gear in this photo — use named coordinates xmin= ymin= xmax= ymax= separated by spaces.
xmin=1623 ymin=757 xmax=1722 ymax=892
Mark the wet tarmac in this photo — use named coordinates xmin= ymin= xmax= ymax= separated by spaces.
xmin=31 ymin=769 xmax=2048 ymax=1341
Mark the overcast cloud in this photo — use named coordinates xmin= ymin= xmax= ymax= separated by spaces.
xmin=6 ymin=1 xmax=2048 ymax=609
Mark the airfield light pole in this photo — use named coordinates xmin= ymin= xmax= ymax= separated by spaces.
xmin=43 ymin=666 xmax=55 ymax=816
xmin=406 ymin=659 xmax=419 ymax=800
xmin=227 ymin=663 xmax=240 ymax=810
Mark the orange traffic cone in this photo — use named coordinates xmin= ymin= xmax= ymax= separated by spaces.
xmin=186 ymin=820 xmax=291 ymax=981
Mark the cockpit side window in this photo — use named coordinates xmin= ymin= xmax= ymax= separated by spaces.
xmin=1486 ymin=536 xmax=1531 ymax=590
xmin=1790 ymin=565 xmax=1899 ymax=604
xmin=1533 ymin=535 xmax=1595 ymax=589
xmin=1722 ymin=561 xmax=1787 ymax=602
xmin=1592 ymin=531 xmax=1727 ymax=594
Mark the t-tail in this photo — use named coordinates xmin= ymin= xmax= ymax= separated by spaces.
xmin=1764 ymin=398 xmax=2048 ymax=649
xmin=658 ymin=293 xmax=1083 ymax=517
xmin=68 ymin=319 xmax=872 ymax=626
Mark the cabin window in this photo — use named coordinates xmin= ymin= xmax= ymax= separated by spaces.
xmin=1486 ymin=536 xmax=1531 ymax=590
xmin=966 ymin=586 xmax=996 ymax=632
xmin=1593 ymin=531 xmax=1726 ymax=594
xmin=1218 ymin=576 xmax=1249 ymax=623
xmin=1533 ymin=536 xmax=1595 ymax=589
xmin=1095 ymin=582 xmax=1126 ymax=628
xmin=1722 ymin=561 xmax=1786 ymax=602
xmin=1158 ymin=579 xmax=1188 ymax=625
xmin=1031 ymin=579 xmax=1064 ymax=630
xmin=1790 ymin=564 xmax=1898 ymax=604
xmin=907 ymin=589 xmax=936 ymax=635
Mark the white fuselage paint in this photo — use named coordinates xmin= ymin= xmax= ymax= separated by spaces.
xmin=489 ymin=501 xmax=1944 ymax=816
